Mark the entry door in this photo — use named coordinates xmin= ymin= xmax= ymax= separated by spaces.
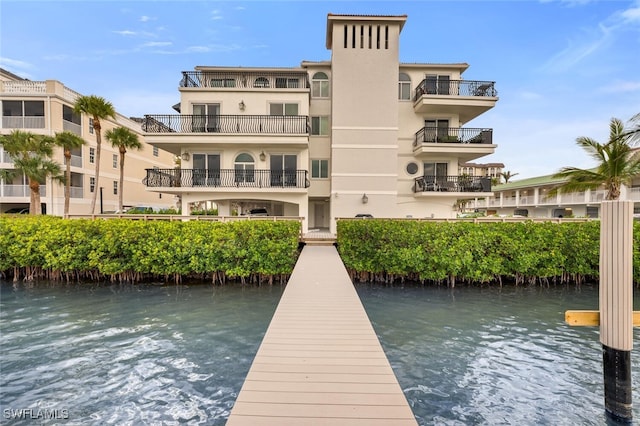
xmin=270 ymin=154 xmax=297 ymax=187
xmin=314 ymin=203 xmax=326 ymax=228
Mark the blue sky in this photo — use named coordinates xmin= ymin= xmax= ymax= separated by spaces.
xmin=1 ymin=0 xmax=639 ymax=179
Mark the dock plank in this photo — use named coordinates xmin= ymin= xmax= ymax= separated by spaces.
xmin=227 ymin=245 xmax=417 ymax=425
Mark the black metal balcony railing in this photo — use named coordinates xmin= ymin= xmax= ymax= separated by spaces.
xmin=414 ymin=80 xmax=497 ymax=102
xmin=413 ymin=175 xmax=492 ymax=193
xmin=180 ymin=71 xmax=310 ymax=89
xmin=145 ymin=168 xmax=310 ymax=189
xmin=413 ymin=127 xmax=493 ymax=146
xmin=142 ymin=114 xmax=310 ymax=134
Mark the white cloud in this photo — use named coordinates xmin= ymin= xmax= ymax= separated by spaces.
xmin=0 ymin=57 xmax=34 ymax=69
xmin=141 ymin=42 xmax=173 ymax=48
xmin=540 ymin=1 xmax=639 ymax=73
xmin=113 ymin=30 xmax=137 ymax=36
xmin=598 ymin=80 xmax=640 ymax=94
xmin=519 ymin=91 xmax=543 ymax=100
xmin=140 ymin=15 xmax=156 ymax=22
xmin=211 ymin=10 xmax=223 ymax=21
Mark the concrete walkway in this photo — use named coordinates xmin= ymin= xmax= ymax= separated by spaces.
xmin=227 ymin=245 xmax=417 ymax=425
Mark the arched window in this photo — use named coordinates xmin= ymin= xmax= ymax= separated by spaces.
xmin=234 ymin=153 xmax=255 ymax=183
xmin=399 ymin=73 xmax=411 ymax=100
xmin=254 ymin=77 xmax=269 ymax=88
xmin=311 ymin=72 xmax=329 ymax=98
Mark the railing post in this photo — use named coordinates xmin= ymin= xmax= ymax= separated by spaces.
xmin=600 ymin=200 xmax=633 ymax=423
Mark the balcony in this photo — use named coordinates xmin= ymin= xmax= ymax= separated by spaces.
xmin=413 ymin=175 xmax=491 ymax=194
xmin=143 ymin=114 xmax=309 ymax=134
xmin=144 ymin=168 xmax=310 ymax=190
xmin=180 ymin=71 xmax=309 ymax=89
xmin=63 ymin=120 xmax=82 ymax=136
xmin=413 ymin=80 xmax=498 ymax=123
xmin=413 ymin=127 xmax=495 ymax=162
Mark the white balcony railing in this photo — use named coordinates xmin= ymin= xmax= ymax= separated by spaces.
xmin=69 ymin=186 xmax=83 ymax=198
xmin=628 ymin=187 xmax=640 ymax=201
xmin=70 ymin=155 xmax=82 ymax=168
xmin=2 ymin=116 xmax=46 ymax=129
xmin=0 ymin=148 xmax=13 ymax=164
xmin=63 ymin=120 xmax=82 ymax=136
xmin=1 ymin=184 xmax=46 ymax=197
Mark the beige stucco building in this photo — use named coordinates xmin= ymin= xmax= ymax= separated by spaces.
xmin=0 ymin=69 xmax=175 ymax=215
xmin=142 ymin=14 xmax=499 ymax=232
xmin=469 ymin=173 xmax=640 ymax=218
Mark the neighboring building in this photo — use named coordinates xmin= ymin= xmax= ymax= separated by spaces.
xmin=142 ymin=14 xmax=499 ymax=232
xmin=0 ymin=69 xmax=175 ymax=215
xmin=468 ymin=173 xmax=640 ymax=218
xmin=459 ymin=162 xmax=504 ymax=179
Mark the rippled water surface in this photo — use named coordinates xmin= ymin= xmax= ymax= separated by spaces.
xmin=0 ymin=281 xmax=283 ymax=425
xmin=357 ymin=283 xmax=640 ymax=425
xmin=2 ymin=281 xmax=640 ymax=425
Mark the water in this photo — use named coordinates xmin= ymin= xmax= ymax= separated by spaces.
xmin=0 ymin=282 xmax=283 ymax=425
xmin=1 ymin=281 xmax=639 ymax=425
xmin=357 ymin=283 xmax=640 ymax=425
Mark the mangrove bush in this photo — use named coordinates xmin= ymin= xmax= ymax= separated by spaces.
xmin=337 ymin=219 xmax=640 ymax=286
xmin=0 ymin=216 xmax=301 ymax=284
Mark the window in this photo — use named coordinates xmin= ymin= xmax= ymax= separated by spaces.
xmin=113 ymin=154 xmax=118 ymax=168
xmin=269 ymin=103 xmax=298 ymax=116
xmin=89 ymin=147 xmax=95 ymax=164
xmin=276 ymin=77 xmax=299 ymax=88
xmin=89 ymin=177 xmax=95 ymax=193
xmin=234 ymin=153 xmax=255 ymax=183
xmin=254 ymin=77 xmax=269 ymax=88
xmin=424 ymin=162 xmax=448 ymax=177
xmin=425 ymin=74 xmax=451 ymax=95
xmin=153 ymin=146 xmax=159 ymax=157
xmin=89 ymin=118 xmax=94 ymax=134
xmin=62 ymin=105 xmax=81 ymax=125
xmin=424 ymin=119 xmax=451 ymax=142
xmin=311 ymin=116 xmax=329 ymax=136
xmin=311 ymin=72 xmax=329 ymax=98
xmin=311 ymin=159 xmax=329 ymax=179
xmin=113 ymin=181 xmax=118 ymax=195
xmin=210 ymin=78 xmax=235 ymax=87
xmin=270 ymin=154 xmax=297 ymax=186
xmin=192 ymin=153 xmax=221 ymax=186
xmin=398 ymin=73 xmax=411 ymax=100
xmin=193 ymin=104 xmax=220 ymax=132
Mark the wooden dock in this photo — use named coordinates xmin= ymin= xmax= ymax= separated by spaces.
xmin=227 ymin=245 xmax=417 ymax=425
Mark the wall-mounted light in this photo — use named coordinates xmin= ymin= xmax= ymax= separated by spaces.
xmin=362 ymin=193 xmax=368 ymax=204
xmin=181 ymin=152 xmax=190 ymax=161
xmin=239 ymin=100 xmax=245 ymax=111
xmin=259 ymin=151 xmax=266 ymax=161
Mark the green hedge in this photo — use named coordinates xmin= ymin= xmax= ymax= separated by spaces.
xmin=0 ymin=217 xmax=301 ymax=284
xmin=337 ymin=219 xmax=640 ymax=286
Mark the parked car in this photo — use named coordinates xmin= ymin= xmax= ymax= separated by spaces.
xmin=4 ymin=207 xmax=29 ymax=214
xmin=248 ymin=208 xmax=269 ymax=216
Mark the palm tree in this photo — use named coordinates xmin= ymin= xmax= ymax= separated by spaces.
xmin=105 ymin=126 xmax=142 ymax=212
xmin=552 ymin=116 xmax=640 ymax=200
xmin=53 ymin=131 xmax=86 ymax=216
xmin=500 ymin=170 xmax=519 ymax=184
xmin=73 ymin=95 xmax=115 ymax=214
xmin=0 ymin=130 xmax=61 ymax=215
